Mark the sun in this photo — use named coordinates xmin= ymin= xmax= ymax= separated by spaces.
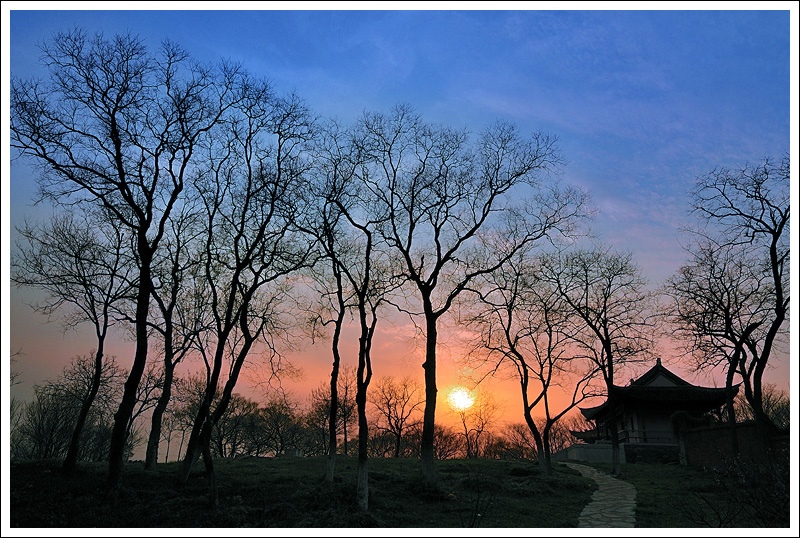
xmin=447 ymin=386 xmax=475 ymax=412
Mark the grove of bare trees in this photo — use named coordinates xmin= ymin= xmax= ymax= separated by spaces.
xmin=10 ymin=27 xmax=789 ymax=513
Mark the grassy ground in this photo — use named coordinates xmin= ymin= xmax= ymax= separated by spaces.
xmin=10 ymin=456 xmax=596 ymax=528
xmin=586 ymin=460 xmax=791 ymax=528
xmin=12 ymin=456 xmax=787 ymax=528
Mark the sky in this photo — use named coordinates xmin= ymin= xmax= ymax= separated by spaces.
xmin=2 ymin=1 xmax=797 ymax=475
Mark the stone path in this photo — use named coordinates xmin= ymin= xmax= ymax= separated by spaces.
xmin=565 ymin=463 xmax=637 ymax=528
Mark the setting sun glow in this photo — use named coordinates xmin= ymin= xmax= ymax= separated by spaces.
xmin=447 ymin=387 xmax=475 ymax=412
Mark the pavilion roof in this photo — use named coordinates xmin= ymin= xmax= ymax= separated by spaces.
xmin=579 ymin=358 xmax=736 ymax=421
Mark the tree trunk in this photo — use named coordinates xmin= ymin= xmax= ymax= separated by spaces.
xmin=63 ymin=344 xmax=104 ymax=473
xmin=420 ymin=311 xmax=438 ymax=486
xmin=326 ymin=272 xmax=346 ymax=483
xmin=164 ymin=432 xmax=171 ymax=463
xmin=393 ymin=433 xmax=402 ymax=459
xmin=740 ymin=351 xmax=774 ymax=451
xmin=107 ymin=247 xmax=152 ymax=494
xmin=524 ymin=410 xmax=549 ymax=476
xmin=178 ymin=396 xmax=211 ymax=484
xmin=357 ymin=453 xmax=369 ymax=511
xmin=144 ymin=353 xmax=175 ymax=470
xmin=326 ymin=357 xmax=339 ymax=481
xmin=178 ymin=335 xmax=228 ymax=485
xmin=724 ymin=357 xmax=739 ymax=456
xmin=542 ymin=431 xmax=553 ymax=472
xmin=201 ymin=425 xmax=218 ymax=509
xmin=356 ymin=388 xmax=369 ymax=511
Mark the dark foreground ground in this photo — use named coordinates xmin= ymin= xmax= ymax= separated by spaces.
xmin=10 ymin=455 xmax=790 ymax=528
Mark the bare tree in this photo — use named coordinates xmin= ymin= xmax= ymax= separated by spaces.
xmin=299 ymin=118 xmax=402 ymax=509
xmin=667 ymin=155 xmax=789 ymax=446
xmin=452 ymin=391 xmax=500 ymax=459
xmin=165 ymin=372 xmax=212 ymax=462
xmin=358 ymin=104 xmax=584 ymax=484
xmin=369 ymin=375 xmax=424 ymax=458
xmin=463 ymin=250 xmax=598 ymax=474
xmin=14 ymin=354 xmax=128 ymax=461
xmin=176 ymin=86 xmax=315 ymax=507
xmin=12 ymin=210 xmax=133 ymax=473
xmin=304 ymin=382 xmax=337 ymax=456
xmin=735 ymin=383 xmax=789 ymax=431
xmin=433 ymin=424 xmax=463 ymax=461
xmin=11 ymin=28 xmax=239 ymax=492
xmin=250 ymin=396 xmax=305 ymax=457
xmin=541 ymin=246 xmax=656 ymax=475
xmin=10 ymin=351 xmax=26 ymax=461
xmin=501 ymin=423 xmax=538 ymax=460
xmin=296 ymin=156 xmax=353 ymax=481
xmin=336 ymin=366 xmax=359 ymax=457
xmin=159 ymin=410 xmax=182 ymax=463
xmin=663 ymin=241 xmax=760 ymax=452
xmin=210 ymin=394 xmax=259 ymax=458
xmin=144 ymin=205 xmax=208 ymax=470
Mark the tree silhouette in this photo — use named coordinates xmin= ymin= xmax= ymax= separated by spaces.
xmin=11 ymin=28 xmax=239 ymax=493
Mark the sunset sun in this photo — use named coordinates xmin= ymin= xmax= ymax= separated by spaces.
xmin=447 ymin=386 xmax=475 ymax=412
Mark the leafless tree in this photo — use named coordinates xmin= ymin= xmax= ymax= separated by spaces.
xmin=165 ymin=372 xmax=212 ymax=462
xmin=298 ymin=118 xmax=402 ymax=508
xmin=735 ymin=383 xmax=789 ymax=431
xmin=453 ymin=392 xmax=500 ymax=459
xmin=144 ymin=204 xmax=208 ymax=470
xmin=336 ymin=366 xmax=359 ymax=457
xmin=462 ymin=248 xmax=598 ymax=474
xmin=664 ymin=242 xmax=760 ymax=452
xmin=433 ymin=424 xmax=463 ymax=461
xmin=541 ymin=246 xmax=656 ymax=475
xmin=295 ymin=149 xmax=354 ymax=481
xmin=210 ymin=394 xmax=259 ymax=458
xmin=666 ymin=155 xmax=789 ymax=447
xmin=501 ymin=423 xmax=538 ymax=460
xmin=250 ymin=396 xmax=305 ymax=456
xmin=369 ymin=375 xmax=424 ymax=458
xmin=304 ymin=383 xmax=337 ymax=457
xmin=11 ymin=28 xmax=240 ymax=492
xmin=176 ymin=85 xmax=315 ymax=505
xmin=10 ymin=352 xmax=26 ymax=461
xmin=159 ymin=410 xmax=183 ymax=463
xmin=12 ymin=210 xmax=133 ymax=473
xmin=13 ymin=354 xmax=129 ymax=461
xmin=357 ymin=104 xmax=585 ymax=484
xmin=406 ymin=422 xmax=463 ymax=460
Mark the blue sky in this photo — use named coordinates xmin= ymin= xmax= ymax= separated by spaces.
xmin=6 ymin=6 xmax=792 ymax=282
xmin=3 ymin=4 xmax=796 ymax=404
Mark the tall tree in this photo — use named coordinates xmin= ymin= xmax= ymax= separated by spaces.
xmin=668 ymin=155 xmax=789 ymax=445
xmin=144 ymin=205 xmax=207 ymax=470
xmin=463 ymin=250 xmax=598 ymax=474
xmin=358 ymin=104 xmax=584 ymax=483
xmin=10 ymin=29 xmax=238 ymax=492
xmin=296 ymin=125 xmax=357 ymax=481
xmin=177 ymin=88 xmax=314 ymax=506
xmin=664 ymin=242 xmax=759 ymax=452
xmin=12 ymin=210 xmax=133 ymax=473
xmin=542 ymin=246 xmax=655 ymax=475
xmin=302 ymin=118 xmax=400 ymax=509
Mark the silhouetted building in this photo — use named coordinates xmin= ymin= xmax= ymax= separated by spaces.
xmin=563 ymin=358 xmax=736 ymax=464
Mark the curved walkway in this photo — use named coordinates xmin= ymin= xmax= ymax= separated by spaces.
xmin=565 ymin=462 xmax=637 ymax=528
